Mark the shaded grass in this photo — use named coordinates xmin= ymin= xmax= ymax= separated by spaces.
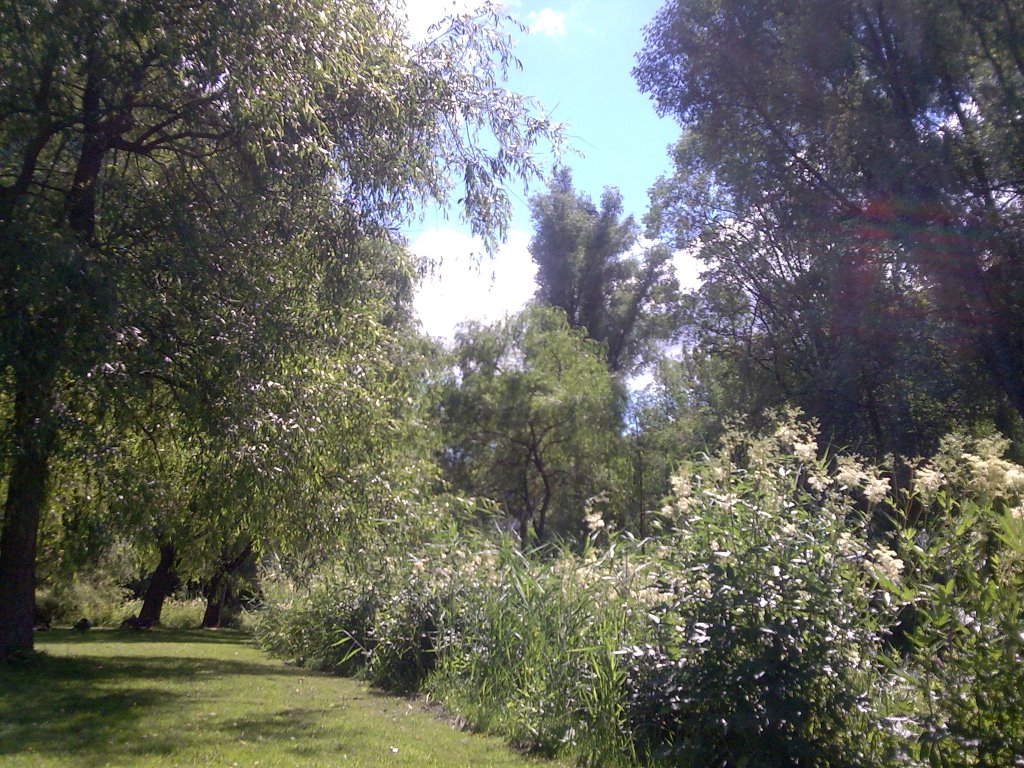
xmin=0 ymin=629 xmax=561 ymax=767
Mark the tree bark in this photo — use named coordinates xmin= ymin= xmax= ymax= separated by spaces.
xmin=201 ymin=576 xmax=228 ymax=629
xmin=530 ymin=439 xmax=552 ymax=544
xmin=201 ymin=539 xmax=253 ymax=629
xmin=137 ymin=543 xmax=177 ymax=626
xmin=0 ymin=386 xmax=56 ymax=658
xmin=0 ymin=33 xmax=103 ymax=659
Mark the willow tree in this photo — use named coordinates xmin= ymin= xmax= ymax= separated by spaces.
xmin=0 ymin=0 xmax=559 ymax=657
xmin=441 ymin=306 xmax=622 ymax=547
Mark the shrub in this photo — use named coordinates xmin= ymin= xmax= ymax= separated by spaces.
xmin=891 ymin=500 xmax=1024 ymax=767
xmin=366 ymin=579 xmax=443 ymax=694
xmin=254 ymin=415 xmax=1024 ymax=767
xmin=254 ymin=568 xmax=382 ymax=674
xmin=622 ymin=416 xmax=900 ymax=767
xmin=41 ymin=575 xmax=135 ymax=627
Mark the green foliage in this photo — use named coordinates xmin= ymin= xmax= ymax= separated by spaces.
xmin=637 ymin=0 xmax=1024 ymax=456
xmin=34 ymin=581 xmax=206 ymax=629
xmin=34 ymin=580 xmax=128 ymax=629
xmin=627 ymin=355 xmax=723 ymax=525
xmin=899 ymin=509 xmax=1024 ymax=767
xmin=1 ymin=0 xmax=563 ymax=655
xmin=626 ymin=418 xmax=898 ymax=766
xmin=886 ymin=441 xmax=1024 ymax=768
xmin=441 ymin=305 xmax=625 ymax=545
xmin=365 ymin=578 xmax=444 ymax=695
xmin=254 ymin=566 xmax=384 ymax=675
xmin=142 ymin=598 xmax=207 ymax=630
xmin=256 ymin=413 xmax=1024 ymax=767
xmin=429 ymin=541 xmax=638 ymax=761
xmin=528 ymin=168 xmax=685 ymax=375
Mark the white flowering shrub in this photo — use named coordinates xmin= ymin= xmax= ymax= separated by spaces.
xmin=625 ymin=416 xmax=904 ymax=767
xmin=890 ymin=501 xmax=1024 ymax=767
xmin=254 ymin=415 xmax=1023 ymax=767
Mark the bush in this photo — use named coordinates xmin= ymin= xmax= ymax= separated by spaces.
xmin=891 ymin=502 xmax=1024 ymax=767
xmin=254 ymin=568 xmax=382 ymax=674
xmin=366 ymin=578 xmax=444 ymax=694
xmin=620 ymin=416 xmax=900 ymax=767
xmin=255 ymin=415 xmax=1024 ymax=767
xmin=39 ymin=575 xmax=135 ymax=627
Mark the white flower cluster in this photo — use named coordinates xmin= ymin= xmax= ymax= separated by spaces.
xmin=834 ymin=455 xmax=891 ymax=504
xmin=868 ymin=544 xmax=904 ymax=583
xmin=913 ymin=464 xmax=945 ymax=500
xmin=835 ymin=455 xmax=868 ymax=488
xmin=863 ymin=475 xmax=892 ymax=505
xmin=773 ymin=411 xmax=820 ymax=463
xmin=794 ymin=439 xmax=818 ymax=463
xmin=583 ymin=491 xmax=609 ymax=532
xmin=662 ymin=470 xmax=695 ymax=519
xmin=964 ymin=451 xmax=1024 ymax=501
xmin=931 ymin=432 xmax=1024 ymax=504
xmin=806 ymin=470 xmax=833 ymax=493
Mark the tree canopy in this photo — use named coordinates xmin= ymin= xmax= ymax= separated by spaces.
xmin=0 ymin=0 xmax=560 ymax=657
xmin=529 ymin=168 xmax=685 ymax=376
xmin=636 ymin=0 xmax=1024 ymax=454
xmin=440 ymin=305 xmax=621 ymax=547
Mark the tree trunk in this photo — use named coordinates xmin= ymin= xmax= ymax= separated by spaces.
xmin=0 ymin=386 xmax=56 ymax=658
xmin=201 ymin=539 xmax=253 ymax=629
xmin=138 ymin=543 xmax=177 ymax=626
xmin=530 ymin=444 xmax=552 ymax=544
xmin=201 ymin=576 xmax=228 ymax=629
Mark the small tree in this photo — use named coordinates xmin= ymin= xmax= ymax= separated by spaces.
xmin=441 ymin=306 xmax=622 ymax=546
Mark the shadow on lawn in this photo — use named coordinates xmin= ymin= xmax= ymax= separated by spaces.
xmin=0 ymin=653 xmax=183 ymax=764
xmin=41 ymin=626 xmax=251 ymax=645
xmin=223 ymin=708 xmax=367 ymax=761
xmin=0 ymin=630 xmax=301 ymax=765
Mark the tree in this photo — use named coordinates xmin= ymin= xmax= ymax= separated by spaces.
xmin=34 ymin=254 xmax=447 ymax=628
xmin=529 ymin=168 xmax=685 ymax=376
xmin=636 ymin=0 xmax=1024 ymax=451
xmin=0 ymin=0 xmax=560 ymax=657
xmin=441 ymin=306 xmax=622 ymax=547
xmin=645 ymin=140 xmax=999 ymax=456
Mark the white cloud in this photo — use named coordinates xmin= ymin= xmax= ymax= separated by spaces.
xmin=635 ymin=236 xmax=704 ymax=292
xmin=527 ymin=7 xmax=567 ymax=37
xmin=412 ymin=227 xmax=537 ymax=341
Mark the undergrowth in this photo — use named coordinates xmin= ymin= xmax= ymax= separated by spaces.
xmin=255 ymin=415 xmax=1024 ymax=767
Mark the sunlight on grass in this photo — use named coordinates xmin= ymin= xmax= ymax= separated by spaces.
xmin=0 ymin=630 xmax=560 ymax=767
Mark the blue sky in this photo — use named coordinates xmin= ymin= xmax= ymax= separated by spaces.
xmin=407 ymin=1 xmax=695 ymax=340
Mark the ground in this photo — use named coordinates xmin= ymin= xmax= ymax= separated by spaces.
xmin=0 ymin=629 xmax=560 ymax=768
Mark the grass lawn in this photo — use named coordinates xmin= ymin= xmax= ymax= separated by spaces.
xmin=0 ymin=629 xmax=559 ymax=768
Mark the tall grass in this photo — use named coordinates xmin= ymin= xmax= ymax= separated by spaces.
xmin=429 ymin=541 xmax=644 ymax=764
xmin=36 ymin=575 xmax=207 ymax=629
xmin=255 ymin=416 xmax=1024 ymax=767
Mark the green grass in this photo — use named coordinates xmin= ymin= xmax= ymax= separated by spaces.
xmin=0 ymin=629 xmax=562 ymax=767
